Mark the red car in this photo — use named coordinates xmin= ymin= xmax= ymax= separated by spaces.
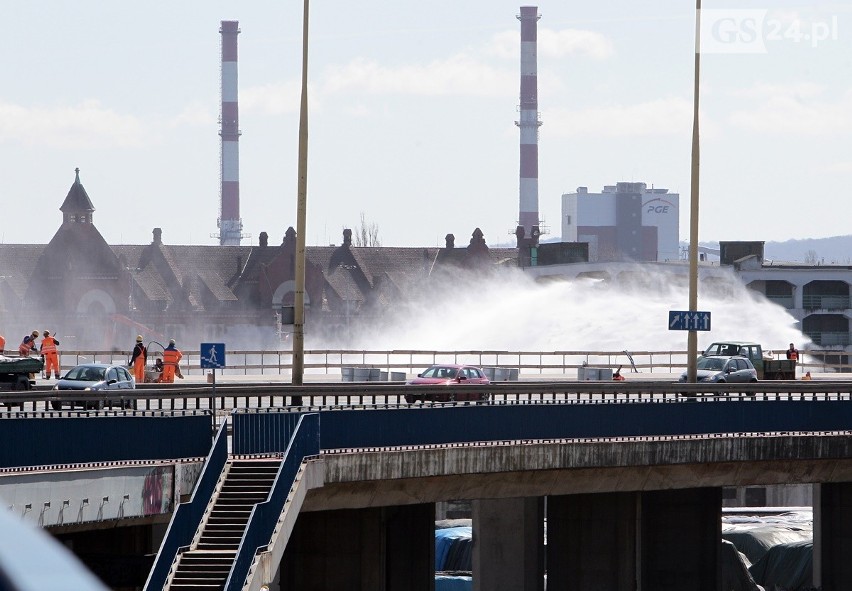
xmin=404 ymin=364 xmax=490 ymax=403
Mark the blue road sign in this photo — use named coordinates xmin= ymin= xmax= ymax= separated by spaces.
xmin=668 ymin=310 xmax=711 ymax=331
xmin=200 ymin=343 xmax=226 ymax=369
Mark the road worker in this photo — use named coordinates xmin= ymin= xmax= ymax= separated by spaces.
xmin=161 ymin=338 xmax=183 ymax=383
xmin=129 ymin=335 xmax=147 ymax=383
xmin=0 ymin=333 xmax=5 ymax=355
xmin=40 ymin=330 xmax=61 ymax=379
xmin=19 ymin=330 xmax=39 ymax=357
xmin=786 ymin=343 xmax=799 ymax=361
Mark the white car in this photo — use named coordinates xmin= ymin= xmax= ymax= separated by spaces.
xmin=52 ymin=363 xmax=136 ymax=410
xmin=679 ymin=355 xmax=758 ymax=384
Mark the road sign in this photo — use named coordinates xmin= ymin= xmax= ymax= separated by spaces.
xmin=200 ymin=343 xmax=226 ymax=369
xmin=668 ymin=310 xmax=711 ymax=331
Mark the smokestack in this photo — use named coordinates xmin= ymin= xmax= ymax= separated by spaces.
xmin=515 ymin=6 xmax=542 ymax=246
xmin=219 ymin=20 xmax=242 ymax=246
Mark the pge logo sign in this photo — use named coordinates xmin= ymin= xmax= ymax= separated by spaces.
xmin=644 ymin=198 xmax=673 ymax=215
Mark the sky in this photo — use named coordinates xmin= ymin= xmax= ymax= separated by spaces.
xmin=2 ymin=1 xmax=850 ymax=249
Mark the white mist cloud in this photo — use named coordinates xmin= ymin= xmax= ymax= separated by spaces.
xmin=727 ymin=85 xmax=852 ymax=135
xmin=547 ymin=97 xmax=694 ymax=137
xmin=0 ymin=100 xmax=151 ymax=148
xmin=241 ymin=80 xmax=308 ymax=115
xmin=330 ymin=266 xmax=805 ymax=355
xmin=321 ymin=55 xmax=514 ymax=97
xmin=487 ymin=28 xmax=614 ymax=60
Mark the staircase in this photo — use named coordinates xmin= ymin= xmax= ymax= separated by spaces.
xmin=167 ymin=458 xmax=281 ymax=590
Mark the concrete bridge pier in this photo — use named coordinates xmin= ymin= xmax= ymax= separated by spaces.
xmin=472 ymin=497 xmax=544 ymax=591
xmin=547 ymin=492 xmax=637 ymax=590
xmin=546 ymin=488 xmax=720 ymax=590
xmin=279 ymin=503 xmax=434 ymax=591
xmin=817 ymin=482 xmax=852 ymax=589
xmin=640 ymin=488 xmax=720 ymax=591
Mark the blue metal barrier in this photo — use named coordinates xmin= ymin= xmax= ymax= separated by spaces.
xmin=144 ymin=421 xmax=229 ymax=591
xmin=0 ymin=413 xmax=212 ymax=469
xmin=231 ymin=409 xmax=307 ymax=455
xmin=225 ymin=413 xmax=320 ymax=591
xmin=317 ymin=399 xmax=852 ymax=450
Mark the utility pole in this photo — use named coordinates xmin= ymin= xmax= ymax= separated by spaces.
xmin=292 ymin=0 xmax=309 ymax=405
xmin=687 ymin=0 xmax=702 ymax=382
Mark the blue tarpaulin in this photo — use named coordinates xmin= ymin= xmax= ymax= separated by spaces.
xmin=435 ymin=526 xmax=472 ymax=571
xmin=435 ymin=575 xmax=472 ymax=590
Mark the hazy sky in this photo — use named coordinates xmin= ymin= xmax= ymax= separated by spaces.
xmin=2 ymin=1 xmax=850 ymax=248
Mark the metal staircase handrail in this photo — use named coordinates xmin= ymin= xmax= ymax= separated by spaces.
xmin=144 ymin=422 xmax=229 ymax=591
xmin=225 ymin=413 xmax=320 ymax=591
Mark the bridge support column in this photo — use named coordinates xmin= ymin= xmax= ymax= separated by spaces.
xmin=818 ymin=482 xmax=852 ymax=589
xmin=280 ymin=503 xmax=434 ymax=591
xmin=472 ymin=497 xmax=544 ymax=591
xmin=546 ymin=492 xmax=637 ymax=590
xmin=640 ymin=487 xmax=720 ymax=591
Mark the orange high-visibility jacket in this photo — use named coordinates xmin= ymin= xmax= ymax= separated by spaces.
xmin=41 ymin=336 xmax=59 ymax=355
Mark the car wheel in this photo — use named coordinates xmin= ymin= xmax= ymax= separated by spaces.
xmin=51 ymin=401 xmax=62 ymax=411
xmin=125 ymin=400 xmax=137 ymax=410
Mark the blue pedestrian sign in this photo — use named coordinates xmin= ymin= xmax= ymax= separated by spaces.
xmin=668 ymin=310 xmax=711 ymax=331
xmin=200 ymin=343 xmax=226 ymax=369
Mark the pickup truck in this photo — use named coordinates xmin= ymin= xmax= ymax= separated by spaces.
xmin=0 ymin=355 xmax=44 ymax=409
xmin=701 ymin=341 xmax=796 ymax=380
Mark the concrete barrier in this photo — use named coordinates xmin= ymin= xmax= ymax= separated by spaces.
xmin=342 ymin=367 xmax=384 ymax=381
xmin=482 ymin=367 xmax=520 ymax=382
xmin=577 ymin=366 xmax=614 ymax=381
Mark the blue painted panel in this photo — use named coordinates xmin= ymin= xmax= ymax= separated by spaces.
xmin=0 ymin=414 xmax=212 ymax=469
xmin=316 ymin=400 xmax=852 ymax=450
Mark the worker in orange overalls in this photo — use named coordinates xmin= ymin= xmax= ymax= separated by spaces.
xmin=19 ymin=330 xmax=39 ymax=357
xmin=0 ymin=333 xmax=5 ymax=354
xmin=40 ymin=330 xmax=61 ymax=379
xmin=129 ymin=335 xmax=147 ymax=383
xmin=160 ymin=338 xmax=183 ymax=383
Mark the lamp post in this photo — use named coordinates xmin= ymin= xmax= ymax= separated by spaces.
xmin=292 ymin=0 xmax=309 ymax=403
xmin=687 ymin=0 xmax=702 ymax=382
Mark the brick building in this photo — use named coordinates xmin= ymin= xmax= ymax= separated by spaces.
xmin=0 ymin=171 xmax=517 ymax=350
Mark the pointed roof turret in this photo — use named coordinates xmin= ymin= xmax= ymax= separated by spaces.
xmin=60 ymin=167 xmax=95 ymax=217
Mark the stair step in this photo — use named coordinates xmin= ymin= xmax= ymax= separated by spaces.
xmin=167 ymin=459 xmax=282 ymax=590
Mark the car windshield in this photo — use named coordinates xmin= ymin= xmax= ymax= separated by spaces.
xmin=66 ymin=366 xmax=106 ymax=381
xmin=697 ymin=357 xmax=726 ymax=371
xmin=422 ymin=366 xmax=459 ymax=379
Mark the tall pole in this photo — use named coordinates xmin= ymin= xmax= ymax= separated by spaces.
xmin=293 ymin=0 xmax=309 ymax=395
xmin=687 ymin=0 xmax=702 ymax=382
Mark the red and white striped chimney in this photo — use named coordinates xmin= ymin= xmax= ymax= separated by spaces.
xmin=219 ymin=20 xmax=242 ymax=246
xmin=516 ymin=6 xmax=542 ymax=245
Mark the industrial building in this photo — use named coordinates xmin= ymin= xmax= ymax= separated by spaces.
xmin=561 ymin=182 xmax=680 ymax=263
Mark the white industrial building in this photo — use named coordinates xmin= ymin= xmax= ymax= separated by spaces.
xmin=561 ymin=182 xmax=680 ymax=262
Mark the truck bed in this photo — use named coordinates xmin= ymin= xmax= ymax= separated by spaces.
xmin=763 ymin=359 xmax=796 ymax=380
xmin=0 ymin=356 xmax=44 ymax=375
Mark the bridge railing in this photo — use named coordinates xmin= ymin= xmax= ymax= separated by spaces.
xmin=39 ymin=348 xmax=852 ymax=378
xmin=5 ymin=381 xmax=852 ymax=418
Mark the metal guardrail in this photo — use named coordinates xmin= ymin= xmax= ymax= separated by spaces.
xmin=27 ymin=347 xmax=852 ymax=378
xmin=3 ymin=381 xmax=852 ymax=417
xmin=226 ymin=413 xmax=320 ymax=591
